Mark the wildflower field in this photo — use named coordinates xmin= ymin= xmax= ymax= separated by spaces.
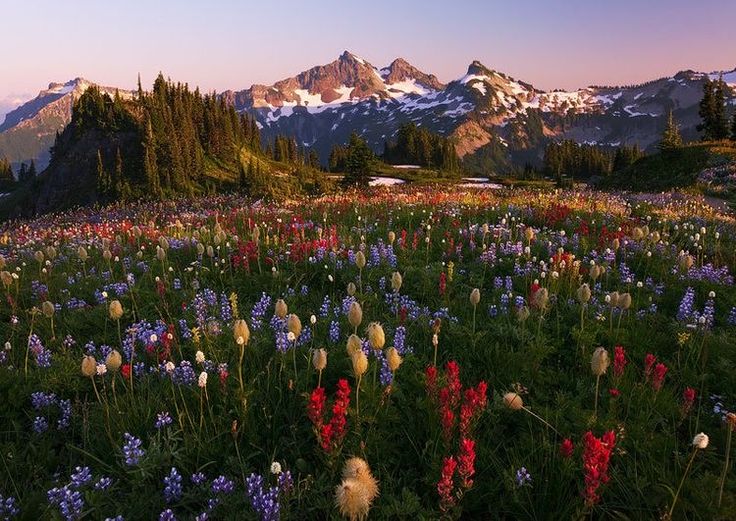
xmin=2 ymin=186 xmax=736 ymax=520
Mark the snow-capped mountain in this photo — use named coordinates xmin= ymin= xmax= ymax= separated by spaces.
xmin=225 ymin=52 xmax=736 ymax=168
xmin=2 ymin=55 xmax=734 ymax=175
xmin=0 ymin=78 xmax=131 ymax=170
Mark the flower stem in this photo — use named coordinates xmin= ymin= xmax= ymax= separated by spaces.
xmin=593 ymin=374 xmax=601 ymax=419
xmin=668 ymin=448 xmax=698 ymax=519
xmin=719 ymin=426 xmax=733 ymax=508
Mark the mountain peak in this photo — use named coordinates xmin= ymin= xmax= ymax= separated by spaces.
xmin=467 ymin=60 xmax=492 ymax=77
xmin=383 ymin=57 xmax=445 ymax=91
xmin=339 ymin=51 xmax=367 ymax=65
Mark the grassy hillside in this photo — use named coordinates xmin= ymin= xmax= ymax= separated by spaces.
xmin=600 ymin=141 xmax=736 ymax=192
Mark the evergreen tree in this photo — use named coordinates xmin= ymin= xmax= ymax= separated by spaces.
xmin=345 ymin=132 xmax=373 ymax=186
xmin=143 ymin=117 xmax=162 ymax=197
xmin=659 ymin=110 xmax=683 ymax=151
xmin=731 ymin=112 xmax=736 ymax=141
xmin=238 ymin=161 xmax=247 ymax=191
xmin=382 ymin=122 xmax=459 ymax=173
xmin=543 ymin=140 xmax=612 ymax=179
xmin=713 ymin=76 xmax=730 ymax=140
xmin=28 ymin=160 xmax=37 ymax=178
xmin=114 ymin=148 xmax=124 ymax=198
xmin=96 ymin=150 xmax=110 ymax=196
xmin=0 ymin=157 xmax=14 ymax=185
xmin=18 ymin=163 xmax=28 ymax=183
xmin=612 ymin=145 xmax=644 ymax=172
xmin=307 ymin=150 xmax=321 ymax=169
xmin=698 ymin=78 xmax=716 ymax=140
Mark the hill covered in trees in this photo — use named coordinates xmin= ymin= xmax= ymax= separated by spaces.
xmin=381 ymin=123 xmax=459 ymax=172
xmin=2 ymin=75 xmax=331 ymax=217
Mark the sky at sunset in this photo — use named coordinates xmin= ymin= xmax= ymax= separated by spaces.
xmin=2 ymin=0 xmax=735 ymax=120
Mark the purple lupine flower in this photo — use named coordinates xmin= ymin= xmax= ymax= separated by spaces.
xmin=728 ymin=306 xmax=736 ymax=326
xmin=677 ymin=287 xmax=696 ymax=324
xmin=701 ymin=298 xmax=715 ymax=330
xmin=31 ymin=391 xmax=57 ymax=409
xmin=0 ymin=494 xmax=19 ymax=519
xmin=69 ymin=466 xmax=92 ymax=488
xmin=48 ymin=486 xmax=84 ymax=521
xmin=277 ymin=471 xmax=293 ymax=495
xmin=377 ymin=349 xmax=393 ymax=386
xmin=33 ymin=416 xmax=49 ymax=434
xmin=219 ymin=293 xmax=233 ymax=322
xmin=155 ymin=412 xmax=173 ymax=429
xmin=163 ymin=467 xmax=183 ymax=503
xmin=28 ymin=334 xmax=51 ymax=368
xmin=275 ymin=330 xmax=289 ymax=354
xmin=171 ymin=361 xmax=196 ymax=386
xmin=515 ymin=467 xmax=532 ymax=487
xmin=158 ymin=510 xmax=177 ymax=521
xmin=296 ymin=325 xmax=312 ymax=347
xmin=56 ymin=400 xmax=72 ymax=431
xmin=329 ymin=320 xmax=340 ymax=343
xmin=190 ymin=472 xmax=207 ymax=485
xmin=393 ymin=326 xmax=407 ymax=355
xmin=178 ymin=319 xmax=192 ymax=340
xmin=319 ymin=295 xmax=330 ymax=318
xmin=122 ymin=433 xmax=145 ymax=466
xmin=94 ymin=477 xmax=113 ymax=490
xmin=245 ymin=473 xmax=280 ymax=521
xmin=211 ymin=475 xmax=235 ymax=495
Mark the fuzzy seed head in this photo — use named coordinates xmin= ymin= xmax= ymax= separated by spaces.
xmin=312 ymin=348 xmax=327 ymax=371
xmin=335 ymin=477 xmax=371 ymax=521
xmin=591 ymin=347 xmax=610 ymax=376
xmin=577 ymin=284 xmax=591 ymax=304
xmin=233 ymin=319 xmax=250 ymax=346
xmin=105 ymin=350 xmax=122 ymax=372
xmin=81 ymin=355 xmax=97 ymax=377
xmin=351 ymin=351 xmax=368 ymax=378
xmin=342 ymin=457 xmax=379 ymax=502
xmin=608 ymin=291 xmax=620 ymax=308
xmin=348 ymin=301 xmax=363 ymax=329
xmin=287 ymin=314 xmax=302 ymax=338
xmin=386 ymin=347 xmax=402 ymax=372
xmin=531 ymin=287 xmax=549 ymax=311
xmin=275 ymin=299 xmax=288 ymax=319
xmin=366 ymin=322 xmax=385 ymax=350
xmin=41 ymin=301 xmax=55 ymax=318
xmin=503 ymin=392 xmax=524 ymax=411
xmin=346 ymin=334 xmax=362 ymax=356
xmin=109 ymin=300 xmax=124 ymax=321
xmin=618 ymin=292 xmax=631 ymax=310
xmin=391 ymin=271 xmax=402 ymax=292
xmin=692 ymin=432 xmax=709 ymax=449
xmin=470 ymin=288 xmax=481 ymax=307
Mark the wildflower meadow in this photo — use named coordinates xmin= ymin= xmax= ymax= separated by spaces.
xmin=1 ymin=186 xmax=736 ymax=520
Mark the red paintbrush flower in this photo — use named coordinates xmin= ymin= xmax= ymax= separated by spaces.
xmin=613 ymin=345 xmax=627 ymax=378
xmin=560 ymin=438 xmax=574 ymax=458
xmin=651 ymin=363 xmax=668 ymax=391
xmin=582 ymin=430 xmax=615 ymax=507
xmin=437 ymin=456 xmax=457 ymax=512
xmin=682 ymin=387 xmax=696 ymax=415
xmin=457 ymin=437 xmax=476 ymax=489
